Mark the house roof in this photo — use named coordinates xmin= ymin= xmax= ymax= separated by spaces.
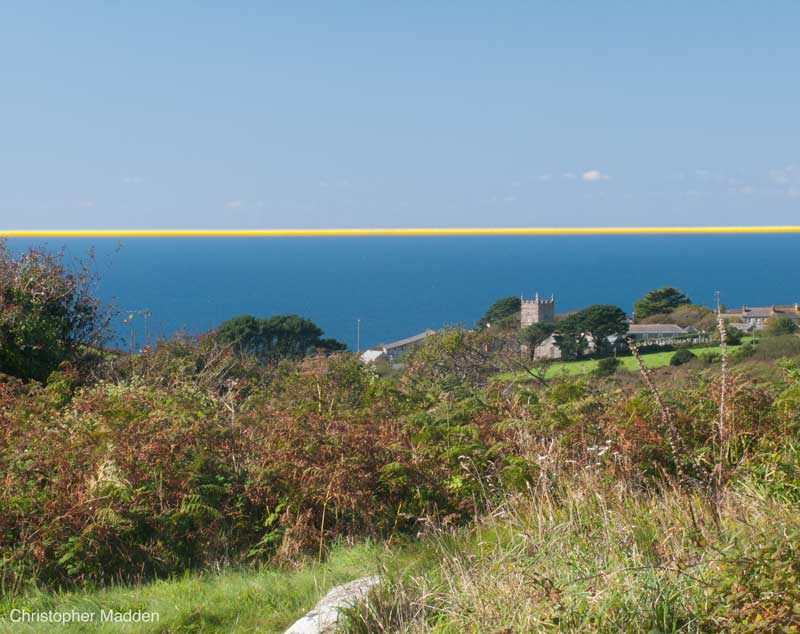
xmin=378 ymin=329 xmax=437 ymax=350
xmin=628 ymin=324 xmax=687 ymax=335
xmin=721 ymin=305 xmax=800 ymax=320
xmin=360 ymin=349 xmax=386 ymax=363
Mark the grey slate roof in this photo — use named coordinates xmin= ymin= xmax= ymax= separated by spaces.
xmin=627 ymin=324 xmax=687 ymax=335
xmin=721 ymin=305 xmax=800 ymax=320
xmin=379 ymin=329 xmax=437 ymax=350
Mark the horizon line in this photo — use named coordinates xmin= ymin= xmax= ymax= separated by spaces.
xmin=2 ymin=226 xmax=800 ymax=238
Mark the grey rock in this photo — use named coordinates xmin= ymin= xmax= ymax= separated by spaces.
xmin=284 ymin=575 xmax=379 ymax=634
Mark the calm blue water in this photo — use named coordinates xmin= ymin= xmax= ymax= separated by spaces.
xmin=6 ymin=235 xmax=799 ymax=350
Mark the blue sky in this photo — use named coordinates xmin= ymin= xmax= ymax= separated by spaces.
xmin=2 ymin=2 xmax=799 ymax=229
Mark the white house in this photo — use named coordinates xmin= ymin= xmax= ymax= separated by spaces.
xmin=360 ymin=329 xmax=437 ymax=364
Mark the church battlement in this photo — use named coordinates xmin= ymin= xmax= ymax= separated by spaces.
xmin=520 ymin=292 xmax=555 ymax=327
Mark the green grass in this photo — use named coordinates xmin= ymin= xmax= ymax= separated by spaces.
xmin=0 ymin=542 xmax=395 ymax=634
xmin=497 ymin=340 xmax=747 ymax=381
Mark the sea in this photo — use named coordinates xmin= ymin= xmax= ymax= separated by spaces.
xmin=5 ymin=234 xmax=799 ymax=351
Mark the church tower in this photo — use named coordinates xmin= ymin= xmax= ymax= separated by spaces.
xmin=520 ymin=292 xmax=555 ymax=327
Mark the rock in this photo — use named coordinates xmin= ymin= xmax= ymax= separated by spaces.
xmin=283 ymin=575 xmax=380 ymax=634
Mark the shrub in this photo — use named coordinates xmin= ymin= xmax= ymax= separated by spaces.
xmin=764 ymin=316 xmax=799 ymax=337
xmin=640 ymin=303 xmax=716 ymax=331
xmin=706 ymin=527 xmax=800 ymax=632
xmin=593 ymin=356 xmax=621 ymax=376
xmin=733 ymin=341 xmax=755 ymax=360
xmin=750 ymin=335 xmax=800 ymax=360
xmin=0 ymin=243 xmax=109 ymax=381
xmin=669 ymin=348 xmax=696 ymax=366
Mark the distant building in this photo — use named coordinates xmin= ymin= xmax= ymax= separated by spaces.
xmin=532 ymin=334 xmax=562 ymax=360
xmin=607 ymin=324 xmax=698 ymax=350
xmin=626 ymin=324 xmax=690 ymax=341
xmin=520 ymin=292 xmax=555 ymax=327
xmin=359 ymin=349 xmax=387 ymax=364
xmin=360 ymin=329 xmax=437 ymax=364
xmin=719 ymin=304 xmax=800 ymax=330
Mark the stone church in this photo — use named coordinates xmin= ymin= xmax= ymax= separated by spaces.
xmin=520 ymin=292 xmax=555 ymax=327
xmin=520 ymin=292 xmax=561 ymax=359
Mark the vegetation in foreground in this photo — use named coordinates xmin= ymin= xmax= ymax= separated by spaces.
xmin=1 ymin=245 xmax=800 ymax=632
xmin=345 ymin=464 xmax=800 ymax=633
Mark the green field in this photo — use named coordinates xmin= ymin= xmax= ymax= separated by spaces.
xmin=497 ymin=339 xmax=747 ymax=381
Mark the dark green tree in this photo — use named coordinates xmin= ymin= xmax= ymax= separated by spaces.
xmin=633 ymin=287 xmax=692 ymax=319
xmin=216 ymin=314 xmax=345 ymax=363
xmin=476 ymin=296 xmax=521 ymax=330
xmin=555 ymin=304 xmax=628 ymax=359
xmin=0 ymin=242 xmax=108 ymax=381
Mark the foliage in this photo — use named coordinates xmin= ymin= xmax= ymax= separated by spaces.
xmin=633 ymin=286 xmax=692 ymax=319
xmin=0 ymin=242 xmax=109 ymax=381
xmin=640 ymin=303 xmax=717 ymax=331
xmin=555 ymin=304 xmax=628 ymax=359
xmin=216 ymin=314 xmax=345 ymax=363
xmin=593 ymin=356 xmax=621 ymax=376
xmin=764 ymin=316 xmax=799 ymax=336
xmin=2 ymin=295 xmax=800 ymax=634
xmin=670 ymin=348 xmax=696 ymax=366
xmin=711 ymin=321 xmax=744 ymax=345
xmin=706 ymin=527 xmax=800 ymax=632
xmin=0 ymin=340 xmax=508 ymax=590
xmin=402 ymin=328 xmax=496 ymax=396
xmin=476 ymin=296 xmax=521 ymax=330
xmin=345 ymin=476 xmax=800 ymax=634
xmin=748 ymin=335 xmax=800 ymax=360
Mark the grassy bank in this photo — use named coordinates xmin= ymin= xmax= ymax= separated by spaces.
xmin=0 ymin=542 xmax=389 ymax=634
xmin=344 ymin=469 xmax=800 ymax=633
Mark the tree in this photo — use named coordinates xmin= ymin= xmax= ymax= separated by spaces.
xmin=216 ymin=314 xmax=345 ymax=363
xmin=404 ymin=328 xmax=496 ymax=396
xmin=476 ymin=296 xmax=521 ymax=330
xmin=764 ymin=317 xmax=799 ymax=337
xmin=555 ymin=304 xmax=628 ymax=359
xmin=633 ymin=287 xmax=692 ymax=320
xmin=0 ymin=242 xmax=108 ymax=381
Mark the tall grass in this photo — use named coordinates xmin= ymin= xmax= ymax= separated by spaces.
xmin=343 ymin=471 xmax=800 ymax=634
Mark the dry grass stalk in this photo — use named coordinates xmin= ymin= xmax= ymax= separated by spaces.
xmin=625 ymin=336 xmax=689 ymax=485
xmin=711 ymin=317 xmax=730 ymax=525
